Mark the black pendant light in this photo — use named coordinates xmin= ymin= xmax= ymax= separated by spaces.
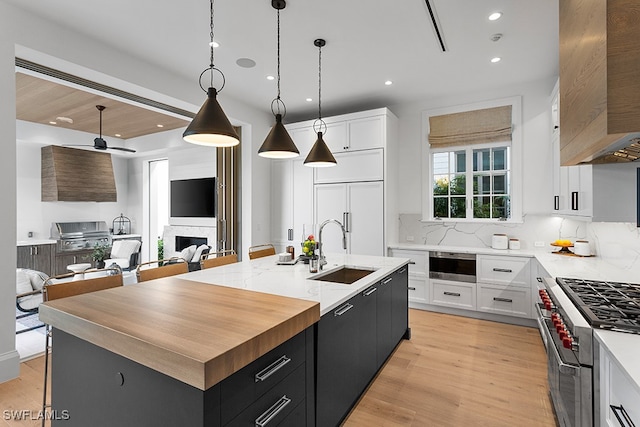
xmin=183 ymin=0 xmax=240 ymax=147
xmin=304 ymin=39 xmax=337 ymax=167
xmin=258 ymin=0 xmax=299 ymax=159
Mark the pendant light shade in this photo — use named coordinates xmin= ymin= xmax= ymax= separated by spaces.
xmin=304 ymin=131 xmax=336 ymax=167
xmin=183 ymin=0 xmax=240 ymax=147
xmin=304 ymin=38 xmax=337 ymax=167
xmin=183 ymin=88 xmax=239 ymax=147
xmin=258 ymin=0 xmax=299 ymax=158
xmin=259 ymin=114 xmax=299 ymax=158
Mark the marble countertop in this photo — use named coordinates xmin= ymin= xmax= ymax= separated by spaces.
xmin=111 ymin=234 xmax=142 ymax=239
xmin=179 ymin=253 xmax=411 ymax=316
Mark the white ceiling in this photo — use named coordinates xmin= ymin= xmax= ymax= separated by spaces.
xmin=7 ymin=0 xmax=559 ymax=123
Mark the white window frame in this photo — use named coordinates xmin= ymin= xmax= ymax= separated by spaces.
xmin=421 ymin=96 xmax=523 ymax=223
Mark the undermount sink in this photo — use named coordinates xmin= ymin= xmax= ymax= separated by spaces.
xmin=309 ymin=266 xmax=376 ymax=285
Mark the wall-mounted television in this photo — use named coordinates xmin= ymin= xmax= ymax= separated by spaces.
xmin=170 ymin=177 xmax=216 ymax=218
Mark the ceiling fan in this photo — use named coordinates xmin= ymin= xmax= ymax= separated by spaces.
xmin=67 ymin=105 xmax=136 ymax=153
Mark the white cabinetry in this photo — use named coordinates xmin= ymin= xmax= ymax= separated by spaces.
xmin=271 ymin=158 xmax=314 ymax=252
xmin=476 ymin=255 xmax=532 ymax=318
xmin=430 ymin=279 xmax=476 ymax=311
xmin=388 ymin=249 xmax=428 ymax=304
xmin=598 ymin=337 xmax=640 ymax=427
xmin=550 ymin=79 xmax=593 ymax=217
xmin=277 ymin=108 xmax=398 ymax=255
xmin=315 ymin=181 xmax=383 ymax=256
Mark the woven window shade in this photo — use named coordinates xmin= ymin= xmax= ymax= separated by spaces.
xmin=428 ymin=105 xmax=512 ymax=148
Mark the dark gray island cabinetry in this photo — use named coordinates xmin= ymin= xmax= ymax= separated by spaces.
xmin=316 ymin=266 xmax=410 ymax=427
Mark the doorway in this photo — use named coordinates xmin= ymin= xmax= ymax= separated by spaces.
xmin=216 ymin=127 xmax=241 ymax=257
xmin=149 ymin=159 xmax=169 ymax=261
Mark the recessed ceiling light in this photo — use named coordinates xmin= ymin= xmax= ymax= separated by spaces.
xmin=209 ymin=41 xmax=220 ymax=48
xmin=115 ymin=134 xmax=122 ymax=137
xmin=56 ymin=116 xmax=73 ymax=124
xmin=236 ymin=57 xmax=256 ymax=68
xmin=156 ymin=124 xmax=164 ymax=128
xmin=49 ymin=121 xmax=57 ymax=125
xmin=491 ymin=57 xmax=502 ymax=63
xmin=306 ymin=98 xmax=313 ymax=102
xmin=384 ymin=80 xmax=393 ymax=86
xmin=266 ymin=75 xmax=275 ymax=81
xmin=489 ymin=12 xmax=502 ymax=21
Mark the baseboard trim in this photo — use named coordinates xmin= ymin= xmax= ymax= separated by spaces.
xmin=0 ymin=349 xmax=20 ymax=383
xmin=409 ymin=302 xmax=537 ymax=328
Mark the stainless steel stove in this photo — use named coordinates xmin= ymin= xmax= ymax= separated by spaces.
xmin=536 ymin=276 xmax=640 ymax=427
xmin=50 ymin=221 xmax=111 ymax=252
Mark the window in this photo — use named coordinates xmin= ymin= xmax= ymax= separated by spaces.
xmin=432 ymin=145 xmax=510 ymax=219
xmin=422 ymin=97 xmax=522 ymax=222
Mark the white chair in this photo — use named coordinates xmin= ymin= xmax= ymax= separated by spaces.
xmin=104 ymin=239 xmax=141 ymax=271
xmin=16 ymin=268 xmax=48 ymax=334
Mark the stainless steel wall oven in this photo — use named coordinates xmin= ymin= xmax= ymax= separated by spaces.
xmin=428 ymin=251 xmax=476 ymax=283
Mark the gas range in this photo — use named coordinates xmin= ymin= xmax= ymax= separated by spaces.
xmin=555 ymin=277 xmax=640 ymax=334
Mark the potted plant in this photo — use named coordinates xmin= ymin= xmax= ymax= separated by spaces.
xmin=92 ymin=242 xmax=110 ymax=269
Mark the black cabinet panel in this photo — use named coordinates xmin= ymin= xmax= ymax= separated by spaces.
xmin=376 ymin=275 xmax=394 ymax=369
xmin=357 ymin=285 xmax=378 ymax=393
xmin=391 ymin=266 xmax=410 ymax=343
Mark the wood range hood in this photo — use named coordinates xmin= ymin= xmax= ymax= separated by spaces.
xmin=559 ymin=0 xmax=640 ymax=165
xmin=41 ymin=145 xmax=117 ymax=202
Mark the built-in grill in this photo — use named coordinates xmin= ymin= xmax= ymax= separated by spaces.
xmin=50 ymin=221 xmax=111 ymax=252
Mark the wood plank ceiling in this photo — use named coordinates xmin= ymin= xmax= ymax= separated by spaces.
xmin=16 ymin=72 xmax=189 ymax=140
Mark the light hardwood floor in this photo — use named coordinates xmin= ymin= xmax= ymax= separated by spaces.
xmin=0 ymin=309 xmax=556 ymax=426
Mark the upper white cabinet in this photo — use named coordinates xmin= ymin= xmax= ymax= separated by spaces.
xmin=550 ymin=80 xmax=593 ymax=218
xmin=315 ymin=149 xmax=383 ymax=184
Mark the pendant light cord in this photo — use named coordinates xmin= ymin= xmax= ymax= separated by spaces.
xmin=318 ymin=42 xmax=322 ymax=121
xmin=276 ymin=8 xmax=281 ymax=103
xmin=209 ymin=0 xmax=215 ymax=88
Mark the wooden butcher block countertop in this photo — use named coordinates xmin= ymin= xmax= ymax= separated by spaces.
xmin=39 ymin=277 xmax=320 ymax=391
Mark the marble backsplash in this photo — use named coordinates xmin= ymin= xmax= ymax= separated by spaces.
xmin=397 ymin=213 xmax=640 ymax=261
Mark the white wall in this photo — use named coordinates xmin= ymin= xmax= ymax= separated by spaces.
xmin=388 ymin=77 xmax=557 ymax=243
xmin=1 ymin=0 xmax=272 ymax=381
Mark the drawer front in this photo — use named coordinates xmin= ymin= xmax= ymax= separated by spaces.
xmin=408 ymin=275 xmax=427 ymax=303
xmin=389 ymin=249 xmax=428 ymax=275
xmin=477 ymin=255 xmax=531 ymax=287
xmin=477 ymin=284 xmax=531 ymax=318
xmin=605 ymin=356 xmax=640 ymax=427
xmin=430 ymin=279 xmax=476 ymax=311
xmin=225 ymin=363 xmax=307 ymax=427
xmin=221 ymin=330 xmax=306 ymax=424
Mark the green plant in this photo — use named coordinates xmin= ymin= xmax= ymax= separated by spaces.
xmin=157 ymin=238 xmax=164 ymax=265
xmin=92 ymin=242 xmax=110 ymax=262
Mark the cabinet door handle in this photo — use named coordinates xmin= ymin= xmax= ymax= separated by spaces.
xmin=493 ymin=268 xmax=512 ymax=273
xmin=554 ymin=195 xmax=559 ymax=211
xmin=73 ymin=256 xmax=77 ymax=264
xmin=255 ymin=395 xmax=291 ymax=427
xmin=408 ymin=287 xmax=416 ymax=291
xmin=363 ymin=287 xmax=377 ymax=296
xmin=287 ymin=228 xmax=293 ymax=241
xmin=334 ymin=303 xmax=354 ymax=316
xmin=34 ymin=246 xmax=38 ymax=255
xmin=537 ymin=277 xmax=543 ymax=283
xmin=610 ymin=404 xmax=636 ymax=427
xmin=493 ymin=297 xmax=513 ymax=303
xmin=444 ymin=291 xmax=460 ymax=297
xmin=571 ymin=191 xmax=579 ymax=210
xmin=30 ymin=246 xmax=33 ymax=256
xmin=399 ymin=268 xmax=407 ymax=274
xmin=254 ymin=355 xmax=291 ymax=383
xmin=343 ymin=212 xmax=351 ymax=233
xmin=382 ymin=277 xmax=393 ymax=285
xmin=409 ymin=260 xmax=416 ymax=264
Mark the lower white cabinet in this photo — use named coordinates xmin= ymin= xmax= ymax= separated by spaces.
xmin=429 ymin=279 xmax=476 ymax=311
xmin=388 ymin=249 xmax=428 ymax=304
xmin=477 ymin=284 xmax=531 ymax=318
xmin=598 ymin=340 xmax=640 ymax=427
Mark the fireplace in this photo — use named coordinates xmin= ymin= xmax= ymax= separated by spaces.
xmin=175 ymin=236 xmax=207 ymax=252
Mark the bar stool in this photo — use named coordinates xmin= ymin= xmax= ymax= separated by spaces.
xmin=200 ymin=249 xmax=238 ymax=269
xmin=248 ymin=244 xmax=276 ymax=260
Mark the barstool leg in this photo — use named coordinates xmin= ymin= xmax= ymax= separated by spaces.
xmin=41 ymin=325 xmax=51 ymax=427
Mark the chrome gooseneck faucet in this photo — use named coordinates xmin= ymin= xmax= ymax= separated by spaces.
xmin=318 ymin=219 xmax=347 ymax=270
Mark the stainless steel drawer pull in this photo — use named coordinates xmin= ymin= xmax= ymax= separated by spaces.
xmin=610 ymin=404 xmax=636 ymax=427
xmin=399 ymin=268 xmax=407 ymax=274
xmin=287 ymin=228 xmax=293 ymax=241
xmin=254 ymin=356 xmax=291 ymax=383
xmin=255 ymin=395 xmax=291 ymax=427
xmin=409 ymin=260 xmax=416 ymax=265
xmin=408 ymin=287 xmax=416 ymax=291
xmin=444 ymin=291 xmax=461 ymax=297
xmin=363 ymin=287 xmax=377 ymax=296
xmin=383 ymin=277 xmax=393 ymax=285
xmin=536 ymin=277 xmax=543 ymax=283
xmin=493 ymin=268 xmax=513 ymax=273
xmin=493 ymin=297 xmax=513 ymax=303
xmin=334 ymin=303 xmax=354 ymax=316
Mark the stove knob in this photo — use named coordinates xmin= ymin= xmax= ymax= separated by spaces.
xmin=562 ymin=336 xmax=573 ymax=349
xmin=556 ymin=323 xmax=565 ymax=334
xmin=551 ymin=313 xmax=560 ymax=322
xmin=544 ymin=301 xmax=552 ymax=311
xmin=559 ymin=330 xmax=569 ymax=341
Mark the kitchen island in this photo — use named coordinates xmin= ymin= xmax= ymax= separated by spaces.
xmin=39 ymin=253 xmax=410 ymax=426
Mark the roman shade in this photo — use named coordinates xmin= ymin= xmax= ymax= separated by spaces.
xmin=428 ymin=105 xmax=513 ymax=148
